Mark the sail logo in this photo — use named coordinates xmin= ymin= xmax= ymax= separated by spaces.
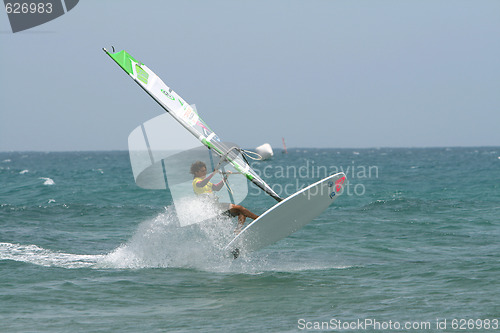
xmin=135 ymin=65 xmax=149 ymax=85
xmin=3 ymin=0 xmax=79 ymax=33
xmin=335 ymin=176 xmax=346 ymax=192
xmin=182 ymin=106 xmax=199 ymax=126
xmin=161 ymin=89 xmax=175 ymax=101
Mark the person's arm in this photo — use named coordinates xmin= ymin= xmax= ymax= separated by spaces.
xmin=195 ymin=170 xmax=217 ymax=188
xmin=212 ymin=170 xmax=233 ymax=191
xmin=212 ymin=180 xmax=225 ymax=191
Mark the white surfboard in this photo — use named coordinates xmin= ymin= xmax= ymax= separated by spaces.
xmin=224 ymin=172 xmax=346 ymax=258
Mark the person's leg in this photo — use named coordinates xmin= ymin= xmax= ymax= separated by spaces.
xmin=229 ymin=204 xmax=258 ymax=220
xmin=229 ymin=204 xmax=259 ymax=233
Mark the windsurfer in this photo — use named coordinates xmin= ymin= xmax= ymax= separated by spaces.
xmin=190 ymin=161 xmax=259 ymax=233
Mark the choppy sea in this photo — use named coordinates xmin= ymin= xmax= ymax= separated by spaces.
xmin=1 ymin=147 xmax=499 ymax=332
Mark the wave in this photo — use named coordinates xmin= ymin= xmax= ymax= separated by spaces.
xmin=361 ymin=197 xmax=427 ymax=212
xmin=39 ymin=177 xmax=55 ymax=185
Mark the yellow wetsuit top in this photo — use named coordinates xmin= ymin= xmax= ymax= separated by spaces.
xmin=192 ymin=177 xmax=213 ymax=195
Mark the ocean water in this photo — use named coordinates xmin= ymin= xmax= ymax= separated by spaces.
xmin=1 ymin=148 xmax=499 ymax=332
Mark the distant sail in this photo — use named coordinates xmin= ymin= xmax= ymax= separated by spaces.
xmin=104 ymin=48 xmax=282 ymax=202
xmin=282 ymin=137 xmax=288 ymax=154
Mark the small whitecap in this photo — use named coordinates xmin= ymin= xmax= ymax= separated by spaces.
xmin=19 ymin=169 xmax=29 ymax=174
xmin=2 ymin=159 xmax=11 ymax=163
xmin=353 ymin=151 xmax=360 ymax=155
xmin=0 ymin=242 xmax=102 ymax=268
xmin=48 ymin=199 xmax=56 ymax=204
xmin=39 ymin=177 xmax=55 ymax=185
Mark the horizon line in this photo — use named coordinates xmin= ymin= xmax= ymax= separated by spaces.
xmin=1 ymin=145 xmax=499 ymax=153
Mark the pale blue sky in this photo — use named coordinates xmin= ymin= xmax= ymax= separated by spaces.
xmin=1 ymin=0 xmax=499 ymax=151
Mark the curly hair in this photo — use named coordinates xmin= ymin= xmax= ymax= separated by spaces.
xmin=190 ymin=161 xmax=207 ymax=175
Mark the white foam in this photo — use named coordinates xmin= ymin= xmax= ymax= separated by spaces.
xmin=0 ymin=242 xmax=102 ymax=268
xmin=99 ymin=207 xmax=236 ymax=270
xmin=19 ymin=169 xmax=29 ymax=174
xmin=39 ymin=177 xmax=55 ymax=185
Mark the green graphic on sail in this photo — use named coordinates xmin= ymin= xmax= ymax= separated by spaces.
xmin=103 ymin=48 xmax=283 ymax=202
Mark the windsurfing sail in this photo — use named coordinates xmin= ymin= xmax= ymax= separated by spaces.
xmin=103 ymin=48 xmax=283 ymax=202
